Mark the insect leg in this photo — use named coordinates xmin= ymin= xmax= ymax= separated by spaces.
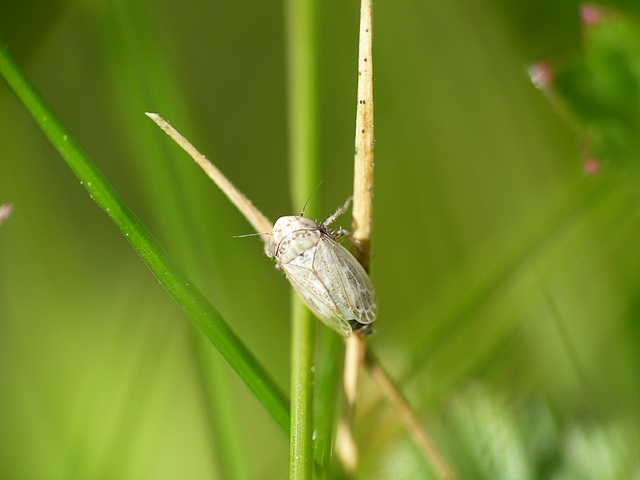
xmin=323 ymin=196 xmax=353 ymax=227
xmin=331 ymin=229 xmax=373 ymax=257
xmin=332 ymin=229 xmax=351 ymax=238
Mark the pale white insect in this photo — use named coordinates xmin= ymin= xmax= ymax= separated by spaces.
xmin=267 ymin=199 xmax=377 ymax=337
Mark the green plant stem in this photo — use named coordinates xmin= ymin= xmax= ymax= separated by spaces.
xmin=313 ymin=332 xmax=342 ymax=469
xmin=0 ymin=44 xmax=290 ymax=434
xmin=289 ymin=296 xmax=317 ymax=479
xmin=285 ymin=1 xmax=320 ymax=212
xmin=284 ymin=0 xmax=320 ymax=477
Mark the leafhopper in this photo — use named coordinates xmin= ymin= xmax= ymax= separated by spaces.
xmin=268 ymin=199 xmax=377 ymax=336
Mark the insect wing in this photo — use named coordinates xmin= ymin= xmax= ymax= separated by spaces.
xmin=316 ymin=236 xmax=377 ymax=325
xmin=282 ymin=261 xmax=353 ymax=336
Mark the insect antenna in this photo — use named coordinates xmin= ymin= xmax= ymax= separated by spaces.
xmin=299 ymin=180 xmax=324 ymax=217
xmin=233 ymin=232 xmax=272 ymax=238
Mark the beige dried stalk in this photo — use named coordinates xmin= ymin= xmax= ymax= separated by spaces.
xmin=351 ymin=0 xmax=375 ymax=271
xmin=145 ymin=113 xmax=274 ymax=245
xmin=338 ymin=1 xmax=457 ymax=478
xmin=335 ymin=0 xmax=375 ymax=473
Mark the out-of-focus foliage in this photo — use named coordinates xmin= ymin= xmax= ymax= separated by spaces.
xmin=445 ymin=386 xmax=639 ymax=480
xmin=2 ymin=0 xmax=640 ymax=478
xmin=553 ymin=5 xmax=640 ymax=171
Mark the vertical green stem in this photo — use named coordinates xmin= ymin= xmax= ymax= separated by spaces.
xmin=289 ymin=296 xmax=317 ymax=479
xmin=285 ymin=0 xmax=320 ymax=210
xmin=284 ymin=0 xmax=320 ymax=478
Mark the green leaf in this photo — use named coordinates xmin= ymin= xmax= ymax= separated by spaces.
xmin=0 ymin=43 xmax=290 ymax=434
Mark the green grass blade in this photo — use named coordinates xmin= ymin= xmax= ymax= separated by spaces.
xmin=313 ymin=332 xmax=343 ymax=470
xmin=284 ymin=0 xmax=321 ymax=476
xmin=0 ymin=44 xmax=290 ymax=433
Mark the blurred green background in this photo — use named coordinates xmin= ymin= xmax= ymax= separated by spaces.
xmin=2 ymin=0 xmax=640 ymax=478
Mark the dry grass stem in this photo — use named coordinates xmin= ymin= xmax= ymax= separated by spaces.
xmin=335 ymin=419 xmax=358 ymax=473
xmin=341 ymin=2 xmax=456 ymax=477
xmin=145 ymin=113 xmax=274 ymax=242
xmin=364 ymin=350 xmax=457 ymax=480
xmin=351 ymin=0 xmax=375 ymax=270
xmin=337 ymin=0 xmax=375 ymax=472
xmin=343 ymin=334 xmax=367 ymax=409
xmin=336 ymin=333 xmax=367 ymax=473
